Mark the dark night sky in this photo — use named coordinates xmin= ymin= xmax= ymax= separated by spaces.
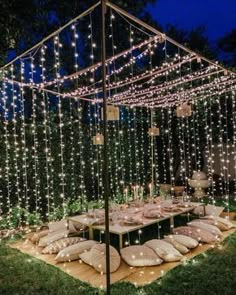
xmin=147 ymin=0 xmax=236 ymax=42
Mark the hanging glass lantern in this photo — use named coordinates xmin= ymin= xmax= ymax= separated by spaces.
xmin=93 ymin=133 xmax=104 ymax=145
xmin=148 ymin=127 xmax=160 ymax=136
xmin=176 ymin=103 xmax=192 ymax=117
xmin=101 ymin=105 xmax=120 ymax=121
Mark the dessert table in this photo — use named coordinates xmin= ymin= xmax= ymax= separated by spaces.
xmin=68 ymin=202 xmax=204 ymax=249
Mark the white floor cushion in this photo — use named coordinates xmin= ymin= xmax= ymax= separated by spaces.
xmin=144 ymin=239 xmax=183 ymax=262
xmin=42 ymin=237 xmax=86 ymax=254
xmin=164 ymin=236 xmax=189 ymax=254
xmin=169 ymin=234 xmax=198 ymax=248
xmin=55 ymin=240 xmax=98 ymax=262
xmin=121 ymin=245 xmax=162 ymax=267
xmin=188 ymin=221 xmax=222 ymax=237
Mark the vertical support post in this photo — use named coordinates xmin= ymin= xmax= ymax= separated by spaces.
xmin=101 ymin=0 xmax=111 ymax=293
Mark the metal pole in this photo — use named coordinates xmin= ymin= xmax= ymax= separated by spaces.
xmin=101 ymin=0 xmax=111 ymax=293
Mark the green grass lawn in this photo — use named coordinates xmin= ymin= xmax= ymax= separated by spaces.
xmin=0 ymin=232 xmax=236 ymax=295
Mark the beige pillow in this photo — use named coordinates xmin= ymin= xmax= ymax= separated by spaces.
xmin=121 ymin=245 xmax=162 ymax=267
xmin=168 ymin=234 xmax=198 ymax=248
xmin=203 ymin=215 xmax=235 ymax=229
xmin=173 ymin=226 xmax=218 ymax=243
xmin=42 ymin=237 xmax=86 ymax=254
xmin=49 ymin=219 xmax=76 ymax=234
xmin=198 ymin=218 xmax=229 ymax=231
xmin=144 ymin=239 xmax=183 ymax=262
xmin=89 ymin=244 xmax=120 ymax=273
xmin=79 ymin=251 xmax=93 ymax=266
xmin=28 ymin=229 xmax=49 ymax=244
xmin=38 ymin=230 xmax=69 ymax=247
xmin=192 ymin=205 xmax=224 ymax=217
xmin=55 ymin=240 xmax=98 ymax=262
xmin=164 ymin=237 xmax=189 ymax=254
xmin=188 ymin=221 xmax=222 ymax=237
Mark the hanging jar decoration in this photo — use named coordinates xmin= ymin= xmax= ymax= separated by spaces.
xmin=148 ymin=127 xmax=160 ymax=136
xmin=93 ymin=133 xmax=104 ymax=145
xmin=101 ymin=105 xmax=120 ymax=121
xmin=176 ymin=103 xmax=192 ymax=117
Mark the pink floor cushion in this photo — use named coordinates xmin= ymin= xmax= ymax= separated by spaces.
xmin=168 ymin=234 xmax=198 ymax=249
xmin=144 ymin=239 xmax=183 ymax=262
xmin=42 ymin=237 xmax=86 ymax=254
xmin=121 ymin=245 xmax=163 ymax=267
xmin=55 ymin=240 xmax=98 ymax=262
xmin=164 ymin=236 xmax=189 ymax=254
xmin=188 ymin=220 xmax=223 ymax=237
xmin=173 ymin=226 xmax=218 ymax=244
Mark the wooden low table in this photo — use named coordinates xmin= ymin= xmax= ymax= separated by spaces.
xmin=68 ymin=202 xmax=203 ymax=249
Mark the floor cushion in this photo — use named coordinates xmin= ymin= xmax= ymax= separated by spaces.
xmin=79 ymin=251 xmax=93 ymax=266
xmin=202 ymin=216 xmax=235 ymax=229
xmin=80 ymin=243 xmax=120 ymax=273
xmin=164 ymin=236 xmax=189 ymax=254
xmin=28 ymin=229 xmax=49 ymax=244
xmin=42 ymin=237 xmax=86 ymax=254
xmin=48 ymin=219 xmax=77 ymax=234
xmin=144 ymin=239 xmax=183 ymax=262
xmin=55 ymin=240 xmax=98 ymax=262
xmin=188 ymin=220 xmax=223 ymax=236
xmin=192 ymin=205 xmax=224 ymax=217
xmin=121 ymin=245 xmax=163 ymax=267
xmin=168 ymin=234 xmax=198 ymax=248
xmin=197 ymin=218 xmax=229 ymax=231
xmin=173 ymin=226 xmax=218 ymax=243
xmin=38 ymin=230 xmax=69 ymax=247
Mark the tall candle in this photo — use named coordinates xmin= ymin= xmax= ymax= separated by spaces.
xmin=124 ymin=188 xmax=128 ymax=203
xmin=133 ymin=186 xmax=136 ymax=201
xmin=140 ymin=186 xmax=144 ymax=201
xmin=136 ymin=185 xmax=139 ymax=200
xmin=149 ymin=183 xmax=153 ymax=197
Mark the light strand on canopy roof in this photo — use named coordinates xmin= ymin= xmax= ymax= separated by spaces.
xmin=0 ymin=1 xmax=101 ymax=71
xmin=106 ymin=0 xmax=236 ymax=78
xmin=110 ymin=76 xmax=236 ymax=108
